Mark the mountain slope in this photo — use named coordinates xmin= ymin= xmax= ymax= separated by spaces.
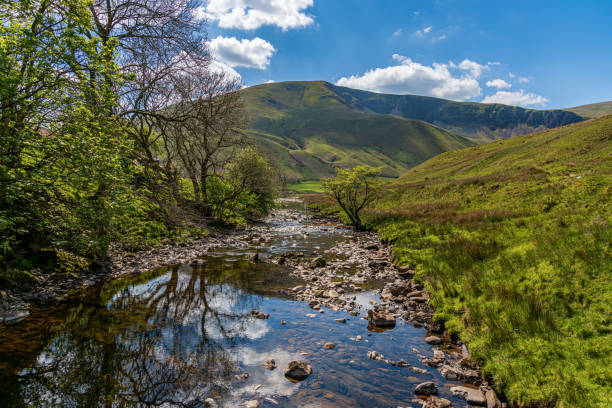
xmin=360 ymin=116 xmax=612 ymax=407
xmin=241 ymin=81 xmax=474 ymax=182
xmin=566 ymin=101 xmax=612 ymax=118
xmin=240 ymin=82 xmax=585 ymax=173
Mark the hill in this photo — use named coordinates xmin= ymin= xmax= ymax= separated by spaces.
xmin=566 ymin=101 xmax=612 ymax=118
xmin=241 ymin=81 xmax=474 ymax=183
xmin=240 ymin=82 xmax=585 ymax=182
xmin=355 ymin=116 xmax=611 ymax=407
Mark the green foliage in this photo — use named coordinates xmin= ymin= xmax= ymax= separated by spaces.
xmin=357 ymin=116 xmax=612 ymax=407
xmin=322 ymin=165 xmax=382 ymax=230
xmin=207 ymin=148 xmax=279 ymax=224
xmin=0 ymin=0 xmax=133 ymax=268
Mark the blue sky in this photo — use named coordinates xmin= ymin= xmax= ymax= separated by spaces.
xmin=198 ymin=0 xmax=612 ymax=108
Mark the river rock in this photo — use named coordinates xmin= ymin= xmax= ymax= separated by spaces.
xmin=204 ymin=398 xmax=218 ymax=408
xmin=251 ymin=310 xmax=269 ymax=319
xmin=334 ymin=318 xmax=346 ymax=323
xmin=451 ymin=386 xmax=487 ymax=406
xmin=414 ymin=381 xmax=438 ymax=396
xmin=2 ymin=310 xmax=29 ymax=325
xmin=367 ymin=309 xmax=396 ymax=328
xmin=284 ymin=361 xmax=312 ymax=381
xmin=423 ymin=396 xmax=452 ymax=408
xmin=264 ymin=359 xmax=276 ymax=370
xmin=324 ymin=342 xmax=336 ymax=349
xmin=485 ymin=388 xmax=502 ymax=408
xmin=425 ymin=335 xmax=442 ymax=345
xmin=309 ymin=256 xmax=326 ymax=268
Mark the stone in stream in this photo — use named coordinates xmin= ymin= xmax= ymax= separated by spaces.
xmin=248 ymin=253 xmax=259 ymax=262
xmin=450 ymin=386 xmax=487 ymax=406
xmin=334 ymin=318 xmax=346 ymax=323
xmin=423 ymin=396 xmax=452 ymax=408
xmin=204 ymin=398 xmax=218 ymax=408
xmin=250 ymin=310 xmax=269 ymax=319
xmin=324 ymin=342 xmax=336 ymax=349
xmin=425 ymin=335 xmax=442 ymax=345
xmin=367 ymin=309 xmax=396 ymax=328
xmin=414 ymin=381 xmax=438 ymax=396
xmin=284 ymin=361 xmax=312 ymax=381
xmin=264 ymin=359 xmax=276 ymax=370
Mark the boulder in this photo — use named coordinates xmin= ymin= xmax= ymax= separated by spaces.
xmin=264 ymin=359 xmax=276 ymax=370
xmin=423 ymin=396 xmax=452 ymax=408
xmin=204 ymin=398 xmax=218 ymax=408
xmin=415 ymin=381 xmax=438 ymax=396
xmin=425 ymin=335 xmax=442 ymax=345
xmin=284 ymin=361 xmax=312 ymax=381
xmin=367 ymin=309 xmax=396 ymax=328
xmin=450 ymin=386 xmax=487 ymax=407
xmin=485 ymin=388 xmax=502 ymax=408
xmin=251 ymin=310 xmax=269 ymax=319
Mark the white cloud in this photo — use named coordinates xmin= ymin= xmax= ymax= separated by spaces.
xmin=482 ymin=90 xmax=549 ymax=107
xmin=209 ymin=36 xmax=276 ymax=69
xmin=508 ymin=72 xmax=516 ymax=78
xmin=265 ymin=79 xmax=275 ymax=83
xmin=433 ymin=34 xmax=447 ymax=42
xmin=415 ymin=25 xmax=433 ymax=36
xmin=392 ymin=28 xmax=402 ymax=37
xmin=196 ymin=0 xmax=314 ymax=30
xmin=336 ymin=55 xmax=482 ymax=101
xmin=486 ymin=79 xmax=511 ymax=89
xmin=456 ymin=59 xmax=489 ymax=79
xmin=518 ymin=76 xmax=530 ymax=84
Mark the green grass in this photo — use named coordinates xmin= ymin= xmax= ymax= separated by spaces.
xmin=309 ymin=115 xmax=612 ymax=407
xmin=287 ymin=180 xmax=325 ymax=193
xmin=566 ymin=101 xmax=612 ymax=118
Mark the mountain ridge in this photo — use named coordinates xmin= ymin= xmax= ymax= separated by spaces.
xmin=239 ymin=81 xmax=585 ymax=182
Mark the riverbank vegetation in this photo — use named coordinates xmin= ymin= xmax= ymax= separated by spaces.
xmin=315 ymin=116 xmax=612 ymax=407
xmin=0 ymin=0 xmax=278 ymax=286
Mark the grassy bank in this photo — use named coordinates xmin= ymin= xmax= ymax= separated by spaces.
xmin=308 ymin=116 xmax=612 ymax=407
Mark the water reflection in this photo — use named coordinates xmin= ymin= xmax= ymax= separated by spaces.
xmin=6 ymin=257 xmax=295 ymax=408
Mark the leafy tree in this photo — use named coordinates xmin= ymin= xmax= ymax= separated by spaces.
xmin=322 ymin=166 xmax=382 ymax=230
xmin=0 ymin=0 xmax=129 ymax=265
xmin=207 ymin=148 xmax=279 ymax=223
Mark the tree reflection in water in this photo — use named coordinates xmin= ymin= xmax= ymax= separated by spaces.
xmin=15 ymin=256 xmax=276 ymax=407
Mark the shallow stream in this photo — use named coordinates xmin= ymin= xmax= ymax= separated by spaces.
xmin=0 ymin=201 xmax=471 ymax=407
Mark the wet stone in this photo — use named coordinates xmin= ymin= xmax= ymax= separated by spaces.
xmin=415 ymin=381 xmax=438 ymax=396
xmin=284 ymin=361 xmax=312 ymax=381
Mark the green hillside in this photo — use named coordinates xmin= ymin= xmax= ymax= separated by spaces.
xmin=357 ymin=116 xmax=611 ymax=407
xmin=241 ymin=81 xmax=585 ymax=182
xmin=566 ymin=101 xmax=612 ymax=118
xmin=241 ymin=81 xmax=474 ymax=183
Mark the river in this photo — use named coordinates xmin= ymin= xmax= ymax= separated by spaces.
xmin=0 ymin=200 xmax=474 ymax=407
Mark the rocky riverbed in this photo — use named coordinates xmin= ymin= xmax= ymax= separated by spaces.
xmin=0 ymin=199 xmax=505 ymax=407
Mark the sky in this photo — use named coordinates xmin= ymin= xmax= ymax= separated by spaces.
xmin=196 ymin=0 xmax=612 ymax=109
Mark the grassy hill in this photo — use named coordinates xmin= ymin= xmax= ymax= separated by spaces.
xmin=566 ymin=101 xmax=612 ymax=118
xmin=358 ymin=116 xmax=612 ymax=407
xmin=240 ymin=82 xmax=585 ymax=182
xmin=241 ymin=81 xmax=474 ymax=183
xmin=309 ymin=115 xmax=611 ymax=407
